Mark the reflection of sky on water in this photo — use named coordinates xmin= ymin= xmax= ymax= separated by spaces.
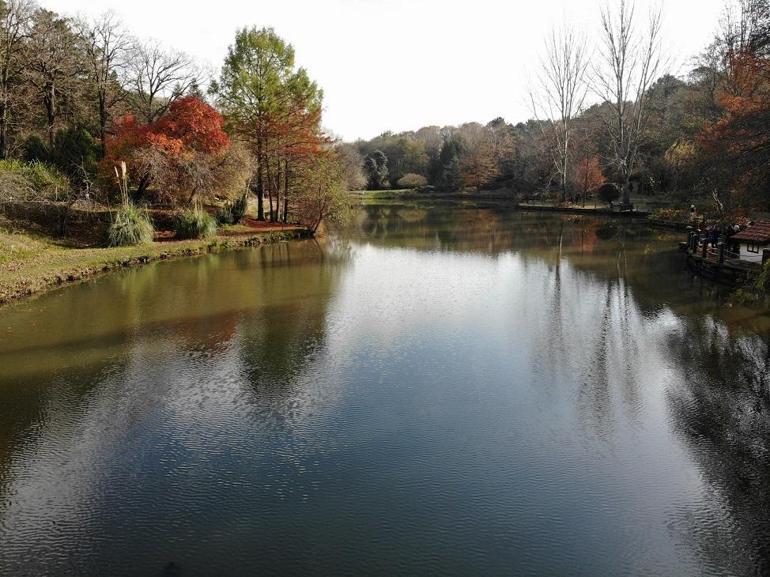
xmin=0 ymin=209 xmax=768 ymax=576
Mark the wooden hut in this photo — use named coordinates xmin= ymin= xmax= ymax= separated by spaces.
xmin=730 ymin=221 xmax=770 ymax=264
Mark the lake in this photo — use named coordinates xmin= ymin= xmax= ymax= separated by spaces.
xmin=1 ymin=204 xmax=769 ymax=576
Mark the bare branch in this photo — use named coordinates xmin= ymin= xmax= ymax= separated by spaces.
xmin=128 ymin=39 xmax=199 ymax=123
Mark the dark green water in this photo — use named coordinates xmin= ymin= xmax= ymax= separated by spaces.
xmin=1 ymin=205 xmax=769 ymax=577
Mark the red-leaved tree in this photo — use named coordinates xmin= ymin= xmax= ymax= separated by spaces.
xmin=103 ymin=96 xmax=245 ymax=205
xmin=573 ymin=155 xmax=605 ymax=204
xmin=698 ymin=51 xmax=770 ymax=211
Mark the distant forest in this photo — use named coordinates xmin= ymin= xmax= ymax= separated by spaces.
xmin=347 ymin=0 xmax=770 ymax=216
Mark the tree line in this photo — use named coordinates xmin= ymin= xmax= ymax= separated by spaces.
xmin=350 ymin=0 xmax=770 ymax=217
xmin=0 ymin=0 xmax=351 ymax=244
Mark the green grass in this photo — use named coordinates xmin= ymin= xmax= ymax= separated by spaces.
xmin=0 ymin=218 xmax=307 ymax=305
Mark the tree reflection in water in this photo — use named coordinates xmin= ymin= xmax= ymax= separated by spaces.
xmin=1 ymin=204 xmax=770 ymax=576
xmin=667 ymin=318 xmax=770 ymax=576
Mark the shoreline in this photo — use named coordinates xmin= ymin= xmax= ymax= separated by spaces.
xmin=1 ymin=199 xmax=693 ymax=309
xmin=353 ymin=191 xmax=691 ymax=231
xmin=0 ymin=227 xmax=312 ymax=308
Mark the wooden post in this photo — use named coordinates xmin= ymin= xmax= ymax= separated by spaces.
xmin=718 ymin=243 xmax=725 ymax=264
xmin=702 ymin=239 xmax=708 ymax=258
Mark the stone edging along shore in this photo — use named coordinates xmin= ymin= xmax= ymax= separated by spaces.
xmin=0 ymin=228 xmax=312 ymax=307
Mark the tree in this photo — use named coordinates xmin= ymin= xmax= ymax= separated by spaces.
xmin=103 ymin=96 xmax=240 ymax=205
xmin=49 ymin=125 xmax=100 ymax=185
xmin=593 ymin=0 xmax=665 ymax=206
xmin=572 ymin=155 xmax=605 ymax=204
xmin=696 ymin=0 xmax=770 ymax=211
xmin=293 ymin=147 xmax=350 ymax=233
xmin=336 ymin=142 xmax=367 ymax=190
xmin=364 ymin=149 xmax=388 ymax=189
xmin=531 ymin=26 xmax=590 ymax=202
xmin=216 ymin=26 xmax=324 ymax=221
xmin=0 ymin=0 xmax=34 ymax=159
xmin=458 ymin=123 xmax=498 ymax=190
xmin=267 ymin=85 xmax=325 ymax=222
xmin=597 ymin=182 xmax=621 ymax=207
xmin=26 ymin=9 xmax=83 ymax=150
xmin=128 ymin=39 xmax=198 ymax=124
xmin=75 ymin=12 xmax=132 ymax=156
xmin=719 ymin=0 xmax=770 ymax=61
xmin=436 ymin=135 xmax=461 ymax=191
xmin=487 ymin=117 xmax=518 ymax=184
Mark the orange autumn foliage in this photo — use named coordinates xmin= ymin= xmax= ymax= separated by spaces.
xmin=573 ymin=156 xmax=605 ymax=199
xmin=106 ymin=97 xmax=229 ymax=161
xmin=151 ymin=96 xmax=230 ymax=155
xmin=697 ymin=52 xmax=770 ymax=206
xmin=102 ymin=97 xmax=233 ymax=202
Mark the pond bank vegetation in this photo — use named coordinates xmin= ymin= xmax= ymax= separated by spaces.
xmin=0 ymin=214 xmax=308 ymax=306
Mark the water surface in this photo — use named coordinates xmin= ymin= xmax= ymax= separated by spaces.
xmin=1 ymin=205 xmax=769 ymax=576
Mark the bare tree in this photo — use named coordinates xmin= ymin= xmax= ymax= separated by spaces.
xmin=720 ymin=0 xmax=770 ymax=59
xmin=593 ymin=0 xmax=664 ymax=206
xmin=531 ymin=26 xmax=591 ymax=203
xmin=26 ymin=8 xmax=84 ymax=150
xmin=0 ymin=0 xmax=34 ymax=158
xmin=128 ymin=39 xmax=198 ymax=123
xmin=75 ymin=12 xmax=132 ymax=156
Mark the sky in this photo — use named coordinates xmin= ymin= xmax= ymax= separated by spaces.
xmin=46 ymin=0 xmax=727 ymax=141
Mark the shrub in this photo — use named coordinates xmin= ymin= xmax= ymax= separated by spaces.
xmin=50 ymin=127 xmax=100 ymax=182
xmin=175 ymin=208 xmax=218 ymax=239
xmin=216 ymin=194 xmax=248 ymax=225
xmin=22 ymin=135 xmax=50 ymax=163
xmin=396 ymin=173 xmax=428 ymax=189
xmin=216 ymin=204 xmax=234 ymax=225
xmin=597 ymin=182 xmax=621 ymax=207
xmin=650 ymin=207 xmax=688 ymax=222
xmin=0 ymin=159 xmax=71 ymax=202
xmin=231 ymin=194 xmax=247 ymax=223
xmin=107 ymin=203 xmax=154 ymax=247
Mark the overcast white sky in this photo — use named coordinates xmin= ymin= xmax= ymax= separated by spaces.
xmin=46 ymin=0 xmax=726 ymax=140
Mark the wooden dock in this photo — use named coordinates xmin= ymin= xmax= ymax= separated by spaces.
xmin=682 ymin=231 xmax=762 ymax=283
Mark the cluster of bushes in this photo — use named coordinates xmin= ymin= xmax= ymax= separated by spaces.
xmin=106 ymin=205 xmax=222 ymax=247
xmin=0 ymin=159 xmax=248 ymax=248
xmin=175 ymin=208 xmax=218 ymax=240
xmin=23 ymin=127 xmax=100 ymax=188
xmin=396 ymin=173 xmax=428 ymax=189
xmin=216 ymin=194 xmax=247 ymax=225
xmin=650 ymin=207 xmax=690 ymax=223
xmin=597 ymin=183 xmax=621 ymax=207
xmin=0 ymin=159 xmax=71 ymax=203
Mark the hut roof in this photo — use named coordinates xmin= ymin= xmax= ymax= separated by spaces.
xmin=732 ymin=221 xmax=770 ymax=243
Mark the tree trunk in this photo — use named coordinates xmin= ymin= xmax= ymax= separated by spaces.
xmin=134 ymin=173 xmax=151 ymax=203
xmin=256 ymin=140 xmax=265 ymax=220
xmin=0 ymin=98 xmax=7 ymax=160
xmin=266 ymin=158 xmax=274 ymax=222
xmin=99 ymin=90 xmax=108 ymax=158
xmin=621 ymin=169 xmax=631 ymax=207
xmin=283 ymin=160 xmax=289 ymax=223
xmin=45 ymin=83 xmax=56 ymax=150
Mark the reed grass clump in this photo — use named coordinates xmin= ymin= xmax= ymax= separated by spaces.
xmin=175 ymin=208 xmax=218 ymax=239
xmin=107 ymin=203 xmax=154 ymax=246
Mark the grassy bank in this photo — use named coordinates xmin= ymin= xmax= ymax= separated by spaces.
xmin=0 ymin=220 xmax=310 ymax=306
